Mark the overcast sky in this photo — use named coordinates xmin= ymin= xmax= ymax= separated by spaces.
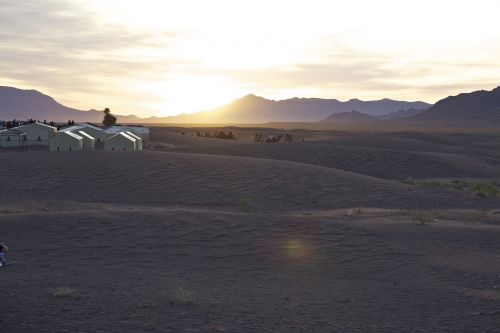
xmin=1 ymin=0 xmax=499 ymax=117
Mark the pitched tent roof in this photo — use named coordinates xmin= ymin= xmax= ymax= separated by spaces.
xmin=125 ymin=131 xmax=142 ymax=141
xmin=81 ymin=123 xmax=104 ymax=131
xmin=0 ymin=128 xmax=26 ymax=136
xmin=107 ymin=131 xmax=136 ymax=142
xmin=16 ymin=122 xmax=57 ymax=131
xmin=60 ymin=125 xmax=84 ymax=132
xmin=76 ymin=130 xmax=95 ymax=140
xmin=64 ymin=131 xmax=83 ymax=140
xmin=105 ymin=125 xmax=149 ymax=135
xmin=61 ymin=123 xmax=104 ymax=132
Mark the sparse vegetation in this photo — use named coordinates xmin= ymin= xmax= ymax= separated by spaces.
xmin=472 ymin=183 xmax=499 ymax=198
xmin=239 ymin=197 xmax=253 ymax=212
xmin=465 ymin=210 xmax=487 ymax=224
xmin=422 ymin=181 xmax=441 ymax=188
xmin=452 ymin=180 xmax=469 ymax=190
xmin=451 ymin=180 xmax=499 ymax=198
xmin=142 ymin=314 xmax=157 ymax=331
xmin=208 ymin=324 xmax=226 ymax=332
xmin=138 ymin=302 xmax=156 ymax=309
xmin=339 ymin=208 xmax=363 ymax=216
xmin=52 ymin=286 xmax=79 ymax=299
xmin=0 ymin=208 xmax=16 ymax=214
xmin=403 ymin=177 xmax=414 ymax=185
xmin=169 ymin=285 xmax=196 ymax=305
xmin=411 ymin=210 xmax=446 ymax=225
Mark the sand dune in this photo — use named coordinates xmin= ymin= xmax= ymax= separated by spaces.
xmin=171 ymin=142 xmax=500 ymax=181
xmin=1 ymin=128 xmax=500 ymax=332
xmin=1 ymin=208 xmax=500 ymax=332
xmin=0 ymin=150 xmax=497 ymax=212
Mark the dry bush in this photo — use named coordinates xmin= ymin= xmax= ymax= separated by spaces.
xmin=403 ymin=177 xmax=415 ymax=185
xmin=465 ymin=210 xmax=487 ymax=224
xmin=52 ymin=286 xmax=79 ymax=299
xmin=411 ymin=210 xmax=446 ymax=225
xmin=138 ymin=302 xmax=156 ymax=309
xmin=452 ymin=180 xmax=469 ymax=190
xmin=169 ymin=285 xmax=196 ymax=305
xmin=339 ymin=208 xmax=363 ymax=217
xmin=422 ymin=181 xmax=441 ymax=188
xmin=472 ymin=183 xmax=499 ymax=198
xmin=238 ymin=197 xmax=253 ymax=212
xmin=142 ymin=314 xmax=157 ymax=331
xmin=0 ymin=208 xmax=17 ymax=214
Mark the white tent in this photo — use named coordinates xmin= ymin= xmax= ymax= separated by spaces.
xmin=125 ymin=131 xmax=143 ymax=150
xmin=14 ymin=122 xmax=56 ymax=146
xmin=105 ymin=126 xmax=149 ymax=147
xmin=0 ymin=128 xmax=26 ymax=148
xmin=49 ymin=131 xmax=83 ymax=151
xmin=104 ymin=132 xmax=136 ymax=151
xmin=76 ymin=130 xmax=96 ymax=149
xmin=61 ymin=123 xmax=107 ymax=144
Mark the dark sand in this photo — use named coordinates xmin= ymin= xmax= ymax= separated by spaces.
xmin=1 ymin=127 xmax=500 ymax=332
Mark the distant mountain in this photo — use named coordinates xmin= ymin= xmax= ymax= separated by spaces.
xmin=377 ymin=107 xmax=426 ymax=120
xmin=160 ymin=94 xmax=432 ymax=123
xmin=413 ymin=86 xmax=500 ymax=122
xmin=320 ymin=110 xmax=376 ymax=123
xmin=0 ymin=86 xmax=139 ymax=123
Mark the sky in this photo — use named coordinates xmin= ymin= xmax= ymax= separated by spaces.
xmin=1 ymin=0 xmax=499 ymax=117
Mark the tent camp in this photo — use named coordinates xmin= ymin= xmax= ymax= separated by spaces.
xmin=49 ymin=131 xmax=83 ymax=151
xmin=105 ymin=126 xmax=149 ymax=147
xmin=76 ymin=130 xmax=96 ymax=149
xmin=104 ymin=132 xmax=136 ymax=151
xmin=14 ymin=122 xmax=56 ymax=146
xmin=61 ymin=124 xmax=107 ymax=144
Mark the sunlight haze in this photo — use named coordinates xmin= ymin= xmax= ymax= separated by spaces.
xmin=1 ymin=0 xmax=499 ymax=117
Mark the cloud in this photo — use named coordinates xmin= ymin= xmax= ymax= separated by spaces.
xmin=1 ymin=1 xmax=499 ymax=116
xmin=0 ymin=0 xmax=182 ymax=115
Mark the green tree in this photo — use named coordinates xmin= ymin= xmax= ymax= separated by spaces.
xmin=102 ymin=108 xmax=117 ymax=127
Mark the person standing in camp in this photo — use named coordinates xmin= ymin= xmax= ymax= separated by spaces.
xmin=0 ymin=242 xmax=8 ymax=267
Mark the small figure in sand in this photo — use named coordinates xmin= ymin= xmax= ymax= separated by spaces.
xmin=0 ymin=242 xmax=8 ymax=267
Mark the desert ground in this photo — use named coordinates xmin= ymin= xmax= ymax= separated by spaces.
xmin=1 ymin=126 xmax=500 ymax=332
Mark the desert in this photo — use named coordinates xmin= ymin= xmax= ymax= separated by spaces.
xmin=1 ymin=126 xmax=500 ymax=332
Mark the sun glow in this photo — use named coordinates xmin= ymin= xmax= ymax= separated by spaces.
xmin=2 ymin=0 xmax=500 ymax=117
xmin=137 ymin=75 xmax=245 ymax=116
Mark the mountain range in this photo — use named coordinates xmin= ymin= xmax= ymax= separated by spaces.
xmin=1 ymin=85 xmax=499 ymax=124
xmin=414 ymin=86 xmax=500 ymax=122
xmin=161 ymin=94 xmax=431 ymax=123
xmin=0 ymin=86 xmax=140 ymax=123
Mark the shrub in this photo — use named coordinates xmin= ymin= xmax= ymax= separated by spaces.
xmin=339 ymin=208 xmax=363 ymax=216
xmin=52 ymin=286 xmax=79 ymax=299
xmin=472 ymin=183 xmax=499 ymax=198
xmin=239 ymin=197 xmax=253 ymax=212
xmin=411 ymin=210 xmax=445 ymax=225
xmin=465 ymin=210 xmax=486 ymax=224
xmin=171 ymin=286 xmax=196 ymax=305
xmin=423 ymin=181 xmax=441 ymax=188
xmin=403 ymin=177 xmax=414 ymax=185
xmin=452 ymin=180 xmax=469 ymax=190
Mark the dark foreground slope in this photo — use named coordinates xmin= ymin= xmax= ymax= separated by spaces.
xmin=1 ymin=145 xmax=500 ymax=333
xmin=1 ymin=207 xmax=500 ymax=332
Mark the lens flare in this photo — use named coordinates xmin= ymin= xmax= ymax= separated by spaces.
xmin=282 ymin=239 xmax=312 ymax=263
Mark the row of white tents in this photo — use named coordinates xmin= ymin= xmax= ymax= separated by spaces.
xmin=0 ymin=122 xmax=149 ymax=151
